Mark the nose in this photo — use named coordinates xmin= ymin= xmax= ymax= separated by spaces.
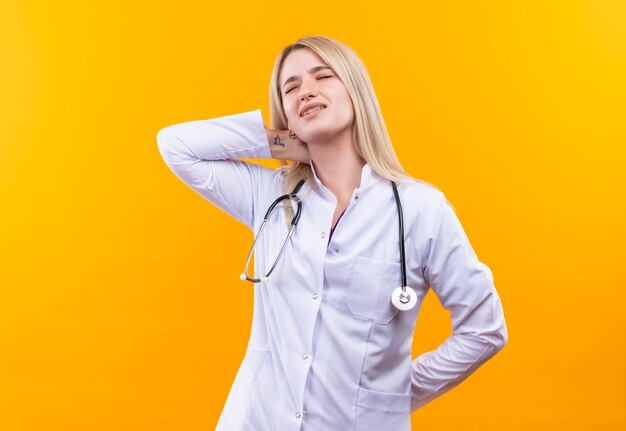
xmin=298 ymin=76 xmax=318 ymax=100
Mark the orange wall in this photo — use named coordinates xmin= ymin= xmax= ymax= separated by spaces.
xmin=1 ymin=1 xmax=625 ymax=429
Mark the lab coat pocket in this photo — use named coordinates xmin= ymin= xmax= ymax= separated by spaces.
xmin=355 ymin=386 xmax=411 ymax=431
xmin=346 ymin=255 xmax=400 ymax=324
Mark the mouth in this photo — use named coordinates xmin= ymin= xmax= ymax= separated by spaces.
xmin=300 ymin=104 xmax=327 ymax=117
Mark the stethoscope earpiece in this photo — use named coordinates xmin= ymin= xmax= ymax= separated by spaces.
xmin=391 ymin=286 xmax=418 ymax=311
xmin=240 ymin=273 xmax=270 ymax=284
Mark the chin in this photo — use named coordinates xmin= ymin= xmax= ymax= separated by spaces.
xmin=299 ymin=129 xmax=336 ymax=143
xmin=298 ymin=123 xmax=352 ymax=143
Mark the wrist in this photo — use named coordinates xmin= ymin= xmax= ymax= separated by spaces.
xmin=267 ymin=129 xmax=289 ymax=160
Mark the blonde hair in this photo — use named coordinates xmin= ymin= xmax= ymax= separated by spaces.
xmin=268 ymin=35 xmax=438 ymax=195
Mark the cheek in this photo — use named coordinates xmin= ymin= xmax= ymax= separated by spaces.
xmin=335 ymin=87 xmax=353 ymax=113
xmin=340 ymin=93 xmax=355 ymax=118
xmin=283 ymin=99 xmax=299 ymax=120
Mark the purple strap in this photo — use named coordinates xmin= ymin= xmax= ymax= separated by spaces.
xmin=328 ymin=208 xmax=347 ymax=244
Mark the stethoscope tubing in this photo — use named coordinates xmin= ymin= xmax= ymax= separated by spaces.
xmin=391 ymin=181 xmax=408 ymax=292
xmin=240 ymin=178 xmax=417 ymax=311
xmin=240 ymin=180 xmax=305 ymax=283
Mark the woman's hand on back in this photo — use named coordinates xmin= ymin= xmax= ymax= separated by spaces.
xmin=266 ymin=128 xmax=310 ymax=164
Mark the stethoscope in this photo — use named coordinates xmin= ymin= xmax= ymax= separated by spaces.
xmin=239 ymin=180 xmax=417 ymax=311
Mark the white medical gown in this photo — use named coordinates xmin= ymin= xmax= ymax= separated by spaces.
xmin=156 ymin=109 xmax=508 ymax=430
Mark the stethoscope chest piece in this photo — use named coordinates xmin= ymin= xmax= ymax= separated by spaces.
xmin=391 ymin=286 xmax=418 ymax=311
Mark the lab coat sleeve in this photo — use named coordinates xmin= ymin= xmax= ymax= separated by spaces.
xmin=410 ymin=191 xmax=508 ymax=412
xmin=156 ymin=109 xmax=274 ymax=230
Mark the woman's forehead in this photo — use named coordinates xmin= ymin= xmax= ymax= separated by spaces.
xmin=280 ymin=49 xmax=330 ymax=80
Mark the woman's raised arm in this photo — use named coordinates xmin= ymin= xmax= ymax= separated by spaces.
xmin=156 ymin=109 xmax=308 ymax=230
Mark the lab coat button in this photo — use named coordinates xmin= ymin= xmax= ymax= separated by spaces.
xmin=333 ymin=247 xmax=339 ymax=253
xmin=302 ymin=353 xmax=309 ymax=360
xmin=295 ymin=412 xmax=301 ymax=418
xmin=312 ymin=293 xmax=319 ymax=299
xmin=320 ymin=232 xmax=326 ymax=238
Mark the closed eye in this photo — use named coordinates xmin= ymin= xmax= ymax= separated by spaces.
xmin=284 ymin=75 xmax=334 ymax=94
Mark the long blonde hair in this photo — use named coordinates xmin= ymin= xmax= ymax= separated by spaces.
xmin=268 ymin=35 xmax=437 ymax=196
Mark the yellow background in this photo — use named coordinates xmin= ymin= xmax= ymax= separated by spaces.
xmin=1 ymin=0 xmax=625 ymax=429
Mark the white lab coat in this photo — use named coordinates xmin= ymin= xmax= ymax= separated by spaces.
xmin=157 ymin=109 xmax=508 ymax=431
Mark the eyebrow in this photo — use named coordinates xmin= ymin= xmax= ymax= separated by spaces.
xmin=282 ymin=66 xmax=333 ymax=89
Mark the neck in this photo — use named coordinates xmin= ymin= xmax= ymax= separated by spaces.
xmin=308 ymin=127 xmax=365 ymax=202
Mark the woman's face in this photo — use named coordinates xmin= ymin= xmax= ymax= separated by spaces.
xmin=279 ymin=48 xmax=354 ymax=143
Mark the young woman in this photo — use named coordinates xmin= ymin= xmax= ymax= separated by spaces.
xmin=157 ymin=35 xmax=507 ymax=431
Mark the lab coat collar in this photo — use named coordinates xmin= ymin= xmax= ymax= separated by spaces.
xmin=309 ymin=160 xmax=374 ymax=202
